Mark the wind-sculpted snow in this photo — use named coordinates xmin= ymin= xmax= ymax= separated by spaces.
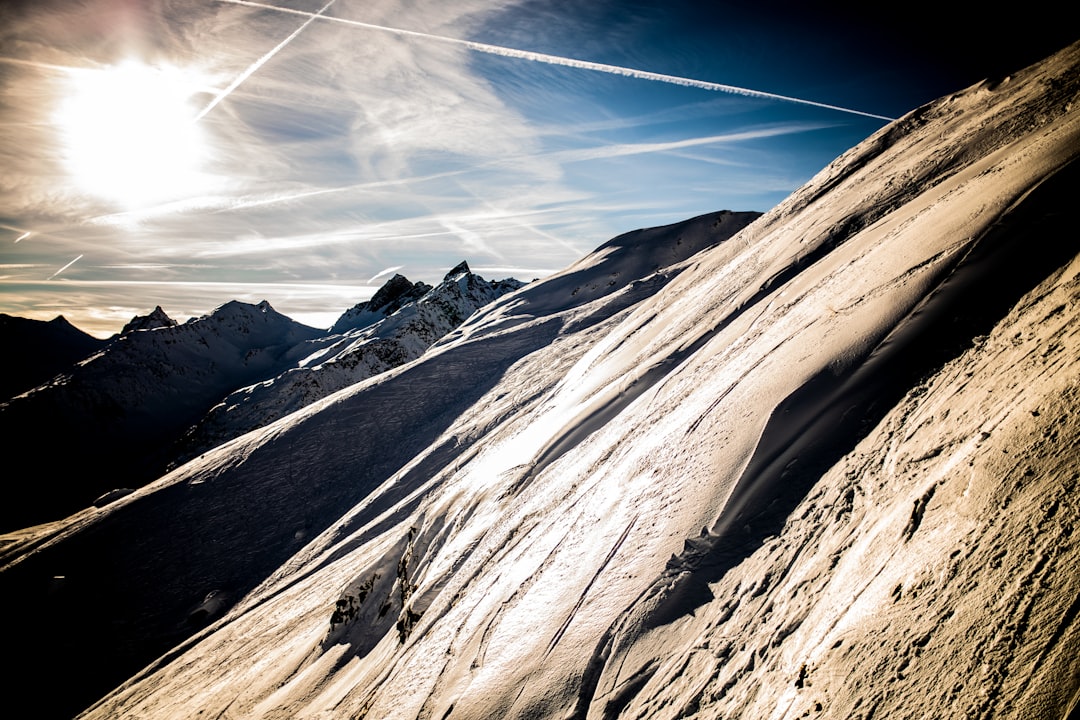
xmin=5 ymin=42 xmax=1080 ymax=720
xmin=0 ymin=210 xmax=748 ymax=719
xmin=587 ymin=236 xmax=1080 ymax=720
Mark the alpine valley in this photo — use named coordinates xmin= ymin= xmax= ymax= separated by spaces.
xmin=2 ymin=41 xmax=1079 ymax=720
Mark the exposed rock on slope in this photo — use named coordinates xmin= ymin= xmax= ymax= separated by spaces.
xmin=330 ymin=272 xmax=432 ymax=334
xmin=4 ymin=42 xmax=1080 ymax=720
xmin=119 ymin=305 xmax=177 ymax=335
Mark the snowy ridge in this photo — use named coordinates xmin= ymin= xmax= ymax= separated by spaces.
xmin=2 ymin=42 xmax=1079 ymax=720
xmin=0 ymin=209 xmax=754 ymax=719
xmin=178 ymin=263 xmax=525 ymax=460
xmin=0 ymin=265 xmax=523 ymax=530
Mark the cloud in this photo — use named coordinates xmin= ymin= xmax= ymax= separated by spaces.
xmin=194 ymin=0 xmax=338 ymax=122
xmin=540 ymin=123 xmax=835 ymax=165
xmin=219 ymin=0 xmax=895 ymax=121
xmin=0 ymin=0 xmax=899 ymax=335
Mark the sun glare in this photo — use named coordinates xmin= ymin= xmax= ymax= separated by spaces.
xmin=56 ymin=60 xmax=212 ymax=208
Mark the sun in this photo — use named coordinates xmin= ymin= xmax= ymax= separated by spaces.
xmin=55 ymin=60 xmax=213 ymax=209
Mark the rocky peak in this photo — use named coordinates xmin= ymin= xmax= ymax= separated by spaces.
xmin=330 ymin=274 xmax=432 ymax=334
xmin=120 ymin=306 xmax=176 ymax=335
xmin=443 ymin=261 xmax=471 ymax=282
xmin=368 ymin=274 xmax=429 ymax=314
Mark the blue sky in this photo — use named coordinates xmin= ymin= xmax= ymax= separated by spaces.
xmin=0 ymin=0 xmax=1070 ymax=335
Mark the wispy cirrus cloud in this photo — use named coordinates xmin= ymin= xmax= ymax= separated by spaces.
xmin=0 ymin=0 xmax=909 ymax=335
xmin=219 ymin=0 xmax=894 ymax=120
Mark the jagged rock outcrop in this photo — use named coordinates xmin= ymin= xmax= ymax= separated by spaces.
xmin=330 ymin=274 xmax=432 ymax=334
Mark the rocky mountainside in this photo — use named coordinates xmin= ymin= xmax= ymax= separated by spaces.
xmin=2 ymin=42 xmax=1079 ymax=720
xmin=119 ymin=305 xmax=177 ymax=335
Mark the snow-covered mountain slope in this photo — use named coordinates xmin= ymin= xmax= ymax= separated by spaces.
xmin=0 ymin=265 xmax=523 ymax=531
xmin=0 ymin=209 xmax=756 ymax=719
xmin=178 ymin=262 xmax=525 ymax=462
xmin=4 ymin=42 xmax=1080 ymax=720
xmin=0 ymin=300 xmax=324 ymax=531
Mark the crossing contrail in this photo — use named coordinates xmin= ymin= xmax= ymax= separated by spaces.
xmin=195 ymin=0 xmax=337 ymax=122
xmin=218 ymin=0 xmax=895 ymax=122
xmin=48 ymin=254 xmax=83 ymax=280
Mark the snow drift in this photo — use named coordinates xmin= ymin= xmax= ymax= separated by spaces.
xmin=2 ymin=41 xmax=1079 ymax=720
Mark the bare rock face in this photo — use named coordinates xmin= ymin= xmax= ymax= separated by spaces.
xmin=330 ymin=274 xmax=431 ymax=334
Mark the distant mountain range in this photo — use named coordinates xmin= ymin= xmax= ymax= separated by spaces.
xmin=0 ymin=262 xmax=524 ymax=531
xmin=2 ymin=40 xmax=1078 ymax=720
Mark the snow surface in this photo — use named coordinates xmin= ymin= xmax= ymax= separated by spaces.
xmin=2 ymin=41 xmax=1080 ymax=720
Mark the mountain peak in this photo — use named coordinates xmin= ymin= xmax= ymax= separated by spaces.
xmin=120 ymin=305 xmax=176 ymax=335
xmin=443 ymin=260 xmax=471 ymax=282
xmin=330 ymin=273 xmax=432 ymax=334
xmin=206 ymin=299 xmax=284 ymax=323
xmin=368 ymin=274 xmax=422 ymax=313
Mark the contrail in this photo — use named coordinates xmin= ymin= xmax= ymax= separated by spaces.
xmin=48 ymin=254 xmax=83 ymax=280
xmin=368 ymin=265 xmax=404 ymax=283
xmin=195 ymin=0 xmax=337 ymax=122
xmin=14 ymin=231 xmax=31 ymax=243
xmin=548 ymin=123 xmax=832 ymax=164
xmin=218 ymin=0 xmax=895 ymax=122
